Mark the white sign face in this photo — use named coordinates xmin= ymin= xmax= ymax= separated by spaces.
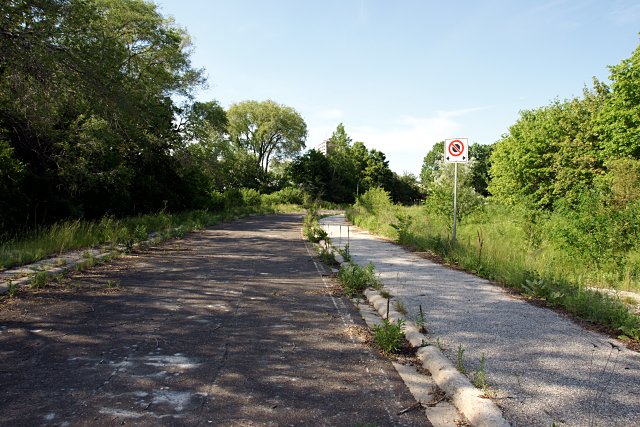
xmin=444 ymin=138 xmax=469 ymax=163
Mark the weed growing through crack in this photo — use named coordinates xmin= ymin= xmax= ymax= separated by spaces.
xmin=372 ymin=318 xmax=406 ymax=354
xmin=473 ymin=352 xmax=488 ymax=389
xmin=338 ymin=244 xmax=352 ymax=262
xmin=416 ymin=304 xmax=427 ymax=333
xmin=319 ymin=247 xmax=338 ymax=266
xmin=586 ymin=342 xmax=623 ymax=427
xmin=106 ymin=279 xmax=119 ymax=289
xmin=394 ymin=299 xmax=408 ymax=315
xmin=379 ymin=289 xmax=392 ymax=299
xmin=456 ymin=344 xmax=466 ymax=374
xmin=6 ymin=281 xmax=18 ymax=297
xmin=337 ymin=262 xmax=381 ymax=297
xmin=30 ymin=271 xmax=48 ymax=289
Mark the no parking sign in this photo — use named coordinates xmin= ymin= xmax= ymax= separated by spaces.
xmin=444 ymin=138 xmax=468 ymax=163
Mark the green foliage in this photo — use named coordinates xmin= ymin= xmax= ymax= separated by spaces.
xmin=372 ymin=319 xmax=406 ymax=354
xmin=0 ymin=0 xmax=205 ymax=233
xmin=337 ymin=262 xmax=381 ymax=297
xmin=30 ymin=271 xmax=48 ymax=289
xmin=456 ymin=344 xmax=466 ymax=374
xmin=319 ymin=247 xmax=338 ymax=266
xmin=391 ymin=211 xmax=413 ymax=244
xmin=468 ymin=143 xmax=494 ymax=197
xmin=357 ymin=187 xmax=394 ymax=213
xmin=349 ymin=201 xmax=640 ymax=342
xmin=420 ymin=141 xmax=445 ymax=189
xmin=0 ymin=204 xmax=281 ymax=270
xmin=303 ymin=207 xmax=328 ymax=243
xmin=394 ymin=299 xmax=408 ymax=315
xmin=227 ymin=100 xmax=307 ymax=184
xmin=338 ymin=244 xmax=352 ymax=262
xmin=597 ymin=43 xmax=640 ymax=159
xmin=288 ymin=149 xmax=332 ymax=199
xmin=473 ymin=353 xmax=488 ymax=389
xmin=6 ymin=281 xmax=18 ymax=298
xmin=489 ymin=90 xmax=605 ymax=210
xmin=389 ymin=172 xmax=422 ymax=205
xmin=424 ymin=162 xmax=484 ymax=224
xmin=261 ymin=187 xmax=306 ymax=205
xmin=416 ymin=305 xmax=426 ymax=333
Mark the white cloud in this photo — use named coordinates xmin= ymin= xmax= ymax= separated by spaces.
xmin=315 ymin=109 xmax=345 ymax=120
xmin=305 ymin=106 xmax=492 ymax=175
xmin=358 ymin=107 xmax=492 ymax=174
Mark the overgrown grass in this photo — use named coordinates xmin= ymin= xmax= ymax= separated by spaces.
xmin=372 ymin=318 xmax=406 ymax=354
xmin=347 ymin=188 xmax=640 ymax=341
xmin=1 ymin=188 xmax=305 ymax=270
xmin=337 ymin=261 xmax=381 ymax=297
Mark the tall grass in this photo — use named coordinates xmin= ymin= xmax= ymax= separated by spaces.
xmin=347 ymin=188 xmax=640 ymax=340
xmin=0 ymin=187 xmax=306 ymax=270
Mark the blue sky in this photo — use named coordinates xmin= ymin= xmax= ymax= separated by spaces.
xmin=155 ymin=0 xmax=640 ymax=175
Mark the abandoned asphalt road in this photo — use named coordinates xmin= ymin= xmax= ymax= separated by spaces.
xmin=0 ymin=214 xmax=429 ymax=427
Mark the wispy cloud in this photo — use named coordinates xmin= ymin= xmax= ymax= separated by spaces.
xmin=315 ymin=108 xmax=345 ymax=120
xmin=352 ymin=106 xmax=492 ymax=174
xmin=608 ymin=2 xmax=640 ymax=23
xmin=306 ymin=106 xmax=492 ymax=174
xmin=351 ymin=106 xmax=492 ymax=153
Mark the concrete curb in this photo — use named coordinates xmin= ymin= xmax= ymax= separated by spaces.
xmin=364 ymin=288 xmax=510 ymax=427
xmin=0 ymin=251 xmax=116 ymax=295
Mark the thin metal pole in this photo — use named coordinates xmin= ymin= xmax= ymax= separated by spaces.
xmin=453 ymin=162 xmax=458 ymax=242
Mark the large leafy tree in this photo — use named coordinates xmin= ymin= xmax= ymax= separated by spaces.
xmin=424 ymin=161 xmax=484 ymax=223
xmin=420 ymin=141 xmax=444 ymax=190
xmin=597 ymin=43 xmax=640 ymax=159
xmin=287 ymin=149 xmax=331 ymax=199
xmin=0 ymin=0 xmax=203 ymax=230
xmin=226 ymin=100 xmax=307 ymax=184
xmin=325 ymin=123 xmax=357 ymax=203
xmin=489 ymin=86 xmax=606 ymax=210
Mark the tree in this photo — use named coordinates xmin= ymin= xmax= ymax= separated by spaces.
xmin=325 ymin=123 xmax=357 ymax=203
xmin=0 ymin=0 xmax=205 ymax=231
xmin=287 ymin=149 xmax=331 ymax=199
xmin=226 ymin=100 xmax=307 ymax=183
xmin=420 ymin=141 xmax=444 ymax=190
xmin=468 ymin=143 xmax=494 ymax=197
xmin=424 ymin=161 xmax=484 ymax=224
xmin=489 ymin=88 xmax=606 ymax=210
xmin=597 ymin=43 xmax=640 ymax=160
xmin=390 ymin=172 xmax=422 ymax=205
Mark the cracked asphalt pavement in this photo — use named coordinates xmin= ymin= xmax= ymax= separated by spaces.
xmin=0 ymin=214 xmax=430 ymax=426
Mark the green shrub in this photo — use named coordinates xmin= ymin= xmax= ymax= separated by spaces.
xmin=240 ymin=188 xmax=262 ymax=207
xmin=348 ymin=200 xmax=640 ymax=341
xmin=372 ymin=319 xmax=406 ymax=354
xmin=262 ymin=187 xmax=306 ymax=205
xmin=337 ymin=261 xmax=381 ymax=297
xmin=208 ymin=190 xmax=226 ymax=211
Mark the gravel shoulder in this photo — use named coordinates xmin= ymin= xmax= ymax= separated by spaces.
xmin=320 ymin=214 xmax=640 ymax=427
xmin=0 ymin=214 xmax=429 ymax=426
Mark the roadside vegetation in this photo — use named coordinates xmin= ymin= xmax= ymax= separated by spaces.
xmin=1 ymin=188 xmax=304 ymax=270
xmin=3 ymin=1 xmax=640 ymax=343
xmin=348 ymin=186 xmax=640 ymax=341
xmin=345 ymin=42 xmax=640 ymax=342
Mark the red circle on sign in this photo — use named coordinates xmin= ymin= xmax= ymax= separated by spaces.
xmin=448 ymin=140 xmax=464 ymax=157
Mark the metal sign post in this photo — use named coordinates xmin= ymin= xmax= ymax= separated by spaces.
xmin=444 ymin=138 xmax=469 ymax=242
xmin=453 ymin=162 xmax=458 ymax=242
